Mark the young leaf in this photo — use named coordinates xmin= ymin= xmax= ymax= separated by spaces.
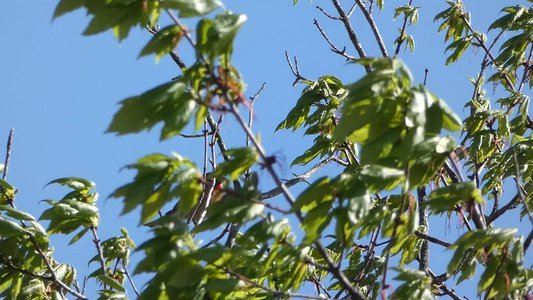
xmin=53 ymin=0 xmax=85 ymax=19
xmin=46 ymin=177 xmax=95 ymax=190
xmin=162 ymin=0 xmax=223 ymax=18
xmin=212 ymin=148 xmax=257 ymax=181
xmin=424 ymin=181 xmax=483 ymax=214
xmin=139 ymin=25 xmax=183 ymax=62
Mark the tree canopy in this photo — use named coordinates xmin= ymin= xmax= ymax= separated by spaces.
xmin=0 ymin=0 xmax=532 ymax=299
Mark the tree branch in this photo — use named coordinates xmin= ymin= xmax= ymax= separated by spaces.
xmin=415 ymin=231 xmax=452 ymax=248
xmin=260 ymin=156 xmax=340 ymax=200
xmin=393 ymin=0 xmax=414 ymax=56
xmin=313 ymin=19 xmax=356 ymax=61
xmin=90 ymin=226 xmax=107 ymax=275
xmin=330 ymin=0 xmax=370 ymax=72
xmin=121 ymin=259 xmax=140 ymax=297
xmin=228 ymin=102 xmax=366 ymax=300
xmin=354 ymin=0 xmax=388 ymax=57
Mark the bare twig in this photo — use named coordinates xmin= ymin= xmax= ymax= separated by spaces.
xmin=2 ymin=129 xmax=14 ymax=180
xmin=316 ymin=5 xmax=341 ymax=20
xmin=285 ymin=51 xmax=309 ymax=86
xmin=247 ymin=83 xmax=267 ymax=148
xmin=90 ymin=226 xmax=107 ymax=275
xmin=121 ymin=259 xmax=140 ymax=297
xmin=330 ymin=0 xmax=370 ymax=72
xmin=354 ymin=0 xmax=388 ymax=57
xmin=415 ymin=231 xmax=452 ymax=248
xmin=486 ymin=193 xmax=520 ymax=225
xmin=202 ymin=223 xmax=231 ymax=249
xmin=179 ymin=131 xmax=213 ymax=138
xmin=260 ymin=156 xmax=339 ymax=200
xmin=0 ymin=131 xmax=87 ymax=299
xmin=313 ymin=19 xmax=356 ymax=61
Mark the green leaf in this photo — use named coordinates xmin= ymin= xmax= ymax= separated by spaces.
xmin=141 ymin=182 xmax=171 ymax=224
xmin=168 ymin=261 xmax=205 ymax=288
xmin=445 ymin=35 xmax=473 ymax=65
xmin=196 ymin=12 xmax=247 ymax=61
xmin=205 ymin=278 xmax=242 ymax=293
xmin=0 ymin=205 xmax=35 ymax=221
xmin=291 ymin=137 xmax=330 ymax=166
xmin=424 ymin=182 xmax=483 ymax=214
xmin=98 ymin=274 xmax=125 ymax=292
xmin=53 ymin=0 xmax=85 ymax=19
xmin=293 ymin=177 xmax=333 ymax=213
xmin=360 ymin=165 xmax=405 ymax=192
xmin=162 ymin=0 xmax=223 ymax=18
xmin=46 ymin=177 xmax=95 ymax=190
xmin=139 ymin=25 xmax=183 ymax=62
xmin=69 ymin=227 xmax=89 ymax=245
xmin=83 ymin=7 xmax=126 ymax=36
xmin=302 ymin=201 xmax=332 ymax=245
xmin=107 ymin=81 xmax=196 ymax=140
xmin=391 ymin=268 xmax=432 ymax=300
xmin=0 ymin=216 xmax=27 ymax=237
xmin=212 ymin=148 xmax=257 ymax=181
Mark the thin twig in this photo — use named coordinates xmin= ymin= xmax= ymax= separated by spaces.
xmin=512 ymin=149 xmax=533 ymax=225
xmin=120 ymin=259 xmax=140 ymax=297
xmin=427 ymin=269 xmax=461 ymax=300
xmin=415 ymin=231 xmax=452 ymax=248
xmin=460 ymin=15 xmax=515 ymax=93
xmin=313 ymin=19 xmax=356 ymax=61
xmin=202 ymin=223 xmax=231 ymax=249
xmin=247 ymin=83 xmax=266 ymax=148
xmin=179 ymin=131 xmax=213 ymax=138
xmin=0 ymin=255 xmax=53 ymax=281
xmin=393 ymin=0 xmax=414 ymax=56
xmin=486 ymin=193 xmax=520 ymax=225
xmin=285 ymin=51 xmax=309 ymax=86
xmin=145 ymin=25 xmax=186 ymax=70
xmin=330 ymin=0 xmax=370 ymax=72
xmin=260 ymin=156 xmax=339 ymax=200
xmin=316 ymin=5 xmax=341 ymax=20
xmin=417 ymin=187 xmax=429 ymax=272
xmin=354 ymin=0 xmax=388 ymax=57
xmin=166 ymin=10 xmax=196 ymax=47
xmin=29 ymin=234 xmax=88 ymax=299
xmin=0 ymin=132 xmax=87 ymax=299
xmin=90 ymin=226 xmax=107 ymax=275
xmin=517 ymin=42 xmax=533 ymax=93
xmin=2 ymin=129 xmax=14 ymax=180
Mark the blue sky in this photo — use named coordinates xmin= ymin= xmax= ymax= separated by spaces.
xmin=0 ymin=0 xmax=531 ymax=299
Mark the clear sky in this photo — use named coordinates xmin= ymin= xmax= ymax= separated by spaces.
xmin=0 ymin=1 xmax=530 ymax=299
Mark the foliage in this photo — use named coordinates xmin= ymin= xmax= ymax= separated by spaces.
xmin=0 ymin=0 xmax=532 ymax=299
